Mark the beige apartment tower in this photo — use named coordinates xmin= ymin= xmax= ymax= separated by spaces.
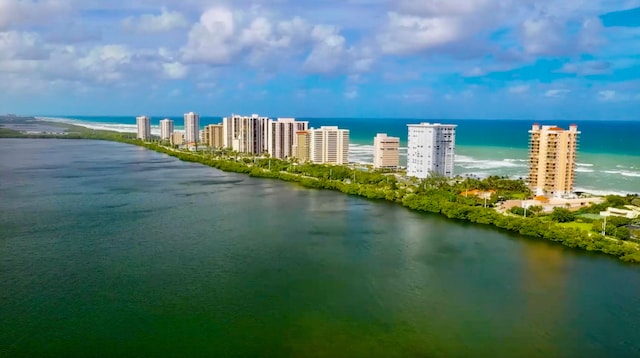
xmin=293 ymin=131 xmax=311 ymax=162
xmin=373 ymin=133 xmax=400 ymax=169
xmin=204 ymin=124 xmax=224 ymax=148
xmin=528 ymin=124 xmax=580 ymax=198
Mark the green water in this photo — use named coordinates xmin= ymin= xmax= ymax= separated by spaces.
xmin=1 ymin=139 xmax=639 ymax=357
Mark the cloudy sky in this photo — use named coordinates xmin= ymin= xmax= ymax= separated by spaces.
xmin=1 ymin=0 xmax=639 ymax=119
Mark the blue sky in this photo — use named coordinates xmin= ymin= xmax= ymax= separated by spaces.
xmin=1 ymin=0 xmax=639 ymax=120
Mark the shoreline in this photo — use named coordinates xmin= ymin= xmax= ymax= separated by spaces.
xmin=1 ymin=122 xmax=638 ymax=264
xmin=34 ymin=116 xmax=638 ymax=196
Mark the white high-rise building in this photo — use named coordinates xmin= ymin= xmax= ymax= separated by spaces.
xmin=266 ymin=118 xmax=309 ymax=159
xmin=373 ymin=133 xmax=400 ymax=169
xmin=184 ymin=112 xmax=200 ymax=144
xmin=159 ymin=118 xmax=174 ymax=140
xmin=136 ymin=115 xmax=150 ymax=140
xmin=222 ymin=114 xmax=269 ymax=154
xmin=308 ymin=126 xmax=349 ymax=164
xmin=407 ymin=123 xmax=456 ymax=178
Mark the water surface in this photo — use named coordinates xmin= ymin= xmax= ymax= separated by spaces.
xmin=1 ymin=139 xmax=639 ymax=357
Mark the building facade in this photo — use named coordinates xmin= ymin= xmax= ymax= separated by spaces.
xmin=204 ymin=124 xmax=224 ymax=148
xmin=373 ymin=133 xmax=400 ymax=169
xmin=266 ymin=118 xmax=309 ymax=159
xmin=170 ymin=131 xmax=184 ymax=146
xmin=136 ymin=115 xmax=151 ymax=140
xmin=407 ymin=123 xmax=456 ymax=179
xmin=222 ymin=114 xmax=269 ymax=154
xmin=159 ymin=118 xmax=174 ymax=140
xmin=528 ymin=124 xmax=580 ymax=197
xmin=293 ymin=131 xmax=311 ymax=162
xmin=308 ymin=126 xmax=349 ymax=165
xmin=184 ymin=112 xmax=200 ymax=144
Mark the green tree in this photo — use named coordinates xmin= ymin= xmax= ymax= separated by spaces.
xmin=550 ymin=207 xmax=575 ymax=223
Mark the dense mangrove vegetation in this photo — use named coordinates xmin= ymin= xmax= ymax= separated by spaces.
xmin=2 ymin=121 xmax=639 ymax=263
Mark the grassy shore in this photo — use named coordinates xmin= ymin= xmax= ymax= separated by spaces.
xmin=2 ymin=119 xmax=639 ymax=263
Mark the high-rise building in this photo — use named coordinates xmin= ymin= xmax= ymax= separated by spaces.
xmin=407 ymin=123 xmax=456 ymax=179
xmin=308 ymin=126 xmax=349 ymax=164
xmin=293 ymin=131 xmax=310 ymax=162
xmin=184 ymin=112 xmax=200 ymax=144
xmin=373 ymin=133 xmax=400 ymax=169
xmin=160 ymin=118 xmax=174 ymax=140
xmin=266 ymin=118 xmax=309 ymax=159
xmin=528 ymin=124 xmax=580 ymax=198
xmin=222 ymin=114 xmax=269 ymax=154
xmin=204 ymin=124 xmax=224 ymax=148
xmin=136 ymin=115 xmax=151 ymax=140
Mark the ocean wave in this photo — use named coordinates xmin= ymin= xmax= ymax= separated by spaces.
xmin=603 ymin=170 xmax=640 ymax=178
xmin=576 ymin=163 xmax=594 ymax=167
xmin=574 ymin=187 xmax=635 ymax=197
xmin=575 ymin=167 xmax=595 ymax=173
xmin=456 ymin=155 xmax=527 ymax=169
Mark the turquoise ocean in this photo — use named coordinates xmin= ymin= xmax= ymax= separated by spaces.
xmin=40 ymin=116 xmax=640 ymax=195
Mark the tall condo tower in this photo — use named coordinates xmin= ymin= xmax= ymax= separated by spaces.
xmin=266 ymin=118 xmax=309 ymax=159
xmin=184 ymin=112 xmax=200 ymax=144
xmin=528 ymin=124 xmax=580 ymax=198
xmin=407 ymin=123 xmax=456 ymax=179
xmin=204 ymin=123 xmax=224 ymax=148
xmin=159 ymin=118 xmax=174 ymax=140
xmin=373 ymin=133 xmax=400 ymax=169
xmin=136 ymin=115 xmax=151 ymax=140
xmin=222 ymin=114 xmax=269 ymax=154
xmin=293 ymin=131 xmax=311 ymax=162
xmin=308 ymin=126 xmax=349 ymax=165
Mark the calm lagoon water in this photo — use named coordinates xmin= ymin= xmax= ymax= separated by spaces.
xmin=1 ymin=139 xmax=639 ymax=357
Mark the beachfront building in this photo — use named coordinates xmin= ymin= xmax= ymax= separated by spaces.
xmin=184 ymin=112 xmax=200 ymax=144
xmin=222 ymin=114 xmax=269 ymax=155
xmin=373 ymin=133 xmax=400 ymax=170
xmin=170 ymin=131 xmax=184 ymax=146
xmin=160 ymin=118 xmax=174 ymax=140
xmin=293 ymin=131 xmax=311 ymax=162
xmin=307 ymin=126 xmax=349 ymax=165
xmin=204 ymin=124 xmax=224 ymax=148
xmin=528 ymin=124 xmax=580 ymax=198
xmin=407 ymin=123 xmax=457 ymax=179
xmin=266 ymin=118 xmax=309 ymax=159
xmin=136 ymin=115 xmax=151 ymax=140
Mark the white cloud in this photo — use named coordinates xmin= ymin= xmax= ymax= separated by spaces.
xmin=378 ymin=12 xmax=461 ymax=55
xmin=557 ymin=60 xmax=612 ymax=75
xmin=303 ymin=25 xmax=347 ymax=73
xmin=162 ymin=62 xmax=188 ymax=79
xmin=0 ymin=31 xmax=49 ymax=60
xmin=0 ymin=0 xmax=71 ymax=31
xmin=182 ymin=7 xmax=236 ymax=65
xmin=598 ymin=90 xmax=616 ymax=102
xmin=122 ymin=7 xmax=189 ymax=33
xmin=76 ymin=45 xmax=133 ymax=82
xmin=344 ymin=89 xmax=358 ymax=99
xmin=545 ymin=89 xmax=570 ymax=98
xmin=508 ymin=84 xmax=530 ymax=94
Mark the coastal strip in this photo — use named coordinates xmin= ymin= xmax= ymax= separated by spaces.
xmin=2 ymin=118 xmax=639 ymax=264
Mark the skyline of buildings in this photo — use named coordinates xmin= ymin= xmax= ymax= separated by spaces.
xmin=406 ymin=123 xmax=457 ymax=179
xmin=134 ymin=114 xmax=587 ymax=199
xmin=528 ymin=124 xmax=580 ymax=198
xmin=373 ymin=133 xmax=400 ymax=170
